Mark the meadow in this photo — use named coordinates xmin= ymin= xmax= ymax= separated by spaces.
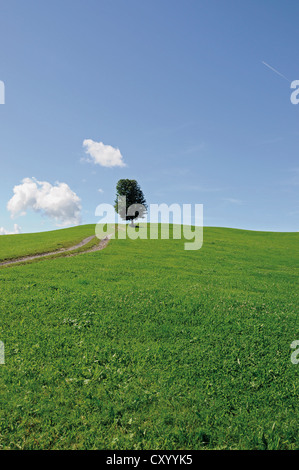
xmin=0 ymin=224 xmax=97 ymax=262
xmin=0 ymin=224 xmax=298 ymax=450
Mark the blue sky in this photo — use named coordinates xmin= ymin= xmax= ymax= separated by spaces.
xmin=0 ymin=0 xmax=298 ymax=234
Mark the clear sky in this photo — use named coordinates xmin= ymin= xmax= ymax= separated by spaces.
xmin=0 ymin=0 xmax=298 ymax=234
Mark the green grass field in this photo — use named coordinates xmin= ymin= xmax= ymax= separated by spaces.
xmin=0 ymin=224 xmax=298 ymax=449
xmin=0 ymin=224 xmax=98 ymax=262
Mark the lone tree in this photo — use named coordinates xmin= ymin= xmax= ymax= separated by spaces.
xmin=114 ymin=179 xmax=147 ymax=226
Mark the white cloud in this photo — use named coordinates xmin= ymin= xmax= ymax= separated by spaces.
xmin=97 ymin=188 xmax=104 ymax=193
xmin=7 ymin=178 xmax=81 ymax=226
xmin=83 ymin=139 xmax=126 ymax=168
xmin=0 ymin=224 xmax=21 ymax=236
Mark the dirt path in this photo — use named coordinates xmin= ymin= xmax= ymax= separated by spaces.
xmin=0 ymin=233 xmax=114 ymax=267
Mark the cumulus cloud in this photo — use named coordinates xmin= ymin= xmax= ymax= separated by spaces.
xmin=83 ymin=139 xmax=126 ymax=168
xmin=7 ymin=178 xmax=81 ymax=226
xmin=0 ymin=224 xmax=21 ymax=236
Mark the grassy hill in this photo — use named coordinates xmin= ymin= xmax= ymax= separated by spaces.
xmin=0 ymin=224 xmax=298 ymax=449
xmin=0 ymin=224 xmax=97 ymax=262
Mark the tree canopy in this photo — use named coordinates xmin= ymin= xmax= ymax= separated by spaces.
xmin=114 ymin=179 xmax=147 ymax=225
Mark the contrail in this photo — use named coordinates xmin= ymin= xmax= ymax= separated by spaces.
xmin=262 ymin=61 xmax=291 ymax=83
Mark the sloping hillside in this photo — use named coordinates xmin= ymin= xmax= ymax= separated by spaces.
xmin=0 ymin=225 xmax=298 ymax=449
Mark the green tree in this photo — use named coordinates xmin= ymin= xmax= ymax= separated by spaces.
xmin=114 ymin=179 xmax=147 ymax=226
